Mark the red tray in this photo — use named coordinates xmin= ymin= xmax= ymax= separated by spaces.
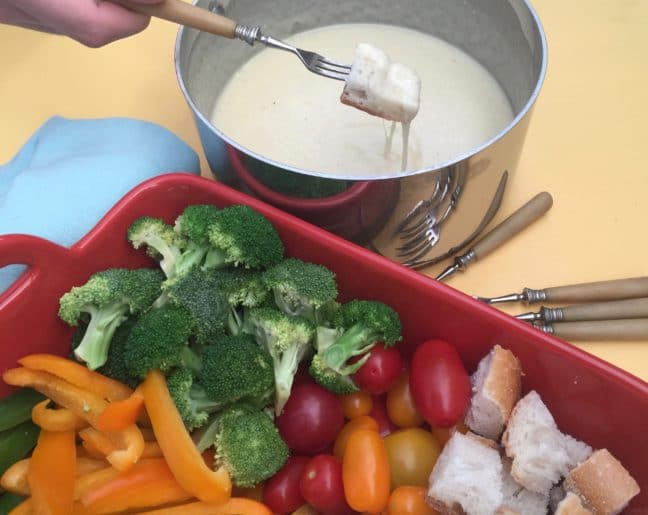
xmin=1 ymin=173 xmax=646 ymax=511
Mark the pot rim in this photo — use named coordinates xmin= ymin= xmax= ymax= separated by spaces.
xmin=174 ymin=0 xmax=548 ymax=181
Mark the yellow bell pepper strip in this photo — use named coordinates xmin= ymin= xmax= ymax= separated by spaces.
xmin=139 ymin=498 xmax=274 ymax=515
xmin=18 ymin=353 xmax=132 ymax=401
xmin=76 ymin=458 xmax=192 ymax=514
xmin=3 ymin=368 xmax=109 ymax=427
xmin=142 ymin=370 xmax=232 ymax=505
xmin=78 ymin=425 xmax=144 ymax=472
xmin=27 ymin=430 xmax=76 ymax=515
xmin=1 ymin=459 xmax=30 ymax=496
xmin=94 ymin=385 xmax=145 ymax=432
xmin=31 ymin=400 xmax=87 ymax=432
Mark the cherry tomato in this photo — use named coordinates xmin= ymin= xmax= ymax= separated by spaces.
xmin=353 ymin=344 xmax=404 ymax=394
xmin=340 ymin=391 xmax=373 ymax=419
xmin=386 ymin=372 xmax=424 ymax=428
xmin=386 ymin=486 xmax=439 ymax=515
xmin=342 ymin=429 xmax=390 ymax=514
xmin=276 ymin=383 xmax=344 ymax=454
xmin=300 ymin=455 xmax=354 ymax=515
xmin=333 ymin=415 xmax=379 ymax=460
xmin=383 ymin=428 xmax=442 ymax=488
xmin=431 ymin=421 xmax=469 ymax=447
xmin=263 ymin=456 xmax=310 ymax=514
xmin=409 ymin=339 xmax=470 ymax=428
xmin=368 ymin=395 xmax=397 ymax=437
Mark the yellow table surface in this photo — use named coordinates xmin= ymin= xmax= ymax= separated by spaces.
xmin=1 ymin=1 xmax=647 ymax=380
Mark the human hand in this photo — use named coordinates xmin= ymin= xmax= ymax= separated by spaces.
xmin=0 ymin=0 xmax=164 ymax=47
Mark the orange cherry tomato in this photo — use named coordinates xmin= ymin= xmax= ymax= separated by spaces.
xmin=342 ymin=428 xmax=390 ymax=514
xmin=383 ymin=428 xmax=442 ymax=489
xmin=431 ymin=421 xmax=469 ymax=447
xmin=386 ymin=486 xmax=439 ymax=515
xmin=386 ymin=373 xmax=424 ymax=428
xmin=340 ymin=391 xmax=373 ymax=419
xmin=333 ymin=415 xmax=379 ymax=460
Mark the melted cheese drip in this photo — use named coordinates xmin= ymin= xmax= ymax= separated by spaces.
xmin=211 ymin=23 xmax=514 ymax=179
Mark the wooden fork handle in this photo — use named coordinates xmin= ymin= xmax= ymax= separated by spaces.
xmin=112 ymin=0 xmax=238 ymax=38
xmin=547 ymin=319 xmax=648 ymax=341
xmin=472 ymin=191 xmax=553 ymax=259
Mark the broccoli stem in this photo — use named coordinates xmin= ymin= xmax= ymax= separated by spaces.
xmin=320 ymin=324 xmax=378 ymax=375
xmin=176 ymin=243 xmax=208 ymax=277
xmin=145 ymin=234 xmax=180 ymax=279
xmin=273 ymin=346 xmax=306 ymax=416
xmin=202 ymin=248 xmax=227 ymax=270
xmin=73 ymin=303 xmax=128 ymax=370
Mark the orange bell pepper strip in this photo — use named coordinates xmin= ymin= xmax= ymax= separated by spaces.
xmin=3 ymin=368 xmax=109 ymax=427
xmin=139 ymin=498 xmax=274 ymax=515
xmin=73 ymin=466 xmax=121 ymax=500
xmin=31 ymin=399 xmax=87 ymax=432
xmin=142 ymin=369 xmax=232 ymax=504
xmin=95 ymin=385 xmax=145 ymax=432
xmin=141 ymin=441 xmax=163 ymax=458
xmin=342 ymin=428 xmax=391 ymax=514
xmin=1 ymin=456 xmax=109 ymax=497
xmin=27 ymin=429 xmax=76 ymax=515
xmin=78 ymin=425 xmax=145 ymax=471
xmin=8 ymin=498 xmax=32 ymax=515
xmin=18 ymin=353 xmax=132 ymax=401
xmin=77 ymin=458 xmax=192 ymax=514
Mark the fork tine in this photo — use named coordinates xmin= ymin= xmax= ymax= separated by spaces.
xmin=317 ymin=57 xmax=352 ymax=71
xmin=310 ymin=68 xmax=349 ymax=81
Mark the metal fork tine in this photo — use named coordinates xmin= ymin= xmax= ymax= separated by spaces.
xmin=317 ymin=58 xmax=352 ymax=70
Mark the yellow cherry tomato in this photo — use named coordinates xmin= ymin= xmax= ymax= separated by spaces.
xmin=383 ymin=428 xmax=442 ymax=489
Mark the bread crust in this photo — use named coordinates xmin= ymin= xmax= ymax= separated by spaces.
xmin=563 ymin=449 xmax=640 ymax=515
xmin=554 ymin=492 xmax=594 ymax=515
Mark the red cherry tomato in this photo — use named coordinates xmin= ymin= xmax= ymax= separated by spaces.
xmin=368 ymin=394 xmax=397 ymax=437
xmin=353 ymin=343 xmax=404 ymax=395
xmin=263 ymin=456 xmax=310 ymax=514
xmin=276 ymin=383 xmax=345 ymax=454
xmin=409 ymin=339 xmax=470 ymax=428
xmin=299 ymin=455 xmax=354 ymax=515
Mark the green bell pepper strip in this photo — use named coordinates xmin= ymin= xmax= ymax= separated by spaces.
xmin=0 ymin=388 xmax=45 ymax=432
xmin=0 ymin=420 xmax=40 ymax=478
xmin=0 ymin=491 xmax=25 ymax=514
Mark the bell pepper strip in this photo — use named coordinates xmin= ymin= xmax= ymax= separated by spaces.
xmin=78 ymin=425 xmax=144 ymax=471
xmin=139 ymin=497 xmax=274 ymax=515
xmin=79 ymin=440 xmax=106 ymax=460
xmin=73 ymin=466 xmax=121 ymax=500
xmin=7 ymin=498 xmax=32 ymax=515
xmin=0 ymin=421 xmax=40 ymax=479
xmin=141 ymin=441 xmax=163 ymax=459
xmin=139 ymin=426 xmax=156 ymax=441
xmin=342 ymin=428 xmax=391 ymax=514
xmin=142 ymin=370 xmax=232 ymax=504
xmin=95 ymin=385 xmax=145 ymax=432
xmin=27 ymin=429 xmax=76 ymax=515
xmin=17 ymin=353 xmax=132 ymax=401
xmin=31 ymin=400 xmax=87 ymax=432
xmin=0 ymin=388 xmax=45 ymax=432
xmin=3 ymin=368 xmax=109 ymax=427
xmin=77 ymin=458 xmax=192 ymax=514
xmin=1 ymin=459 xmax=30 ymax=496
xmin=76 ymin=457 xmax=109 ymax=476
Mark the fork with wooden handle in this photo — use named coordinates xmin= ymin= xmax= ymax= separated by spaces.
xmin=110 ymin=0 xmax=351 ymax=80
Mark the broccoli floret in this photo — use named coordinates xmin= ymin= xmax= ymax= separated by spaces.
xmin=97 ymin=317 xmax=140 ymax=388
xmin=262 ymin=258 xmax=338 ymax=324
xmin=127 ymin=217 xmax=185 ymax=279
xmin=198 ymin=333 xmax=274 ymax=409
xmin=59 ymin=268 xmax=164 ymax=370
xmin=247 ymin=307 xmax=315 ymax=415
xmin=201 ymin=404 xmax=289 ymax=487
xmin=123 ymin=304 xmax=201 ymax=378
xmin=173 ymin=205 xmax=222 ymax=276
xmin=167 ymin=368 xmax=220 ymax=431
xmin=204 ymin=205 xmax=284 ymax=270
xmin=208 ymin=268 xmax=270 ymax=335
xmin=308 ymin=300 xmax=402 ymax=394
xmin=163 ymin=268 xmax=230 ymax=344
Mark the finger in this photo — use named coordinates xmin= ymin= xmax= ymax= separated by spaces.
xmin=19 ymin=0 xmax=152 ymax=47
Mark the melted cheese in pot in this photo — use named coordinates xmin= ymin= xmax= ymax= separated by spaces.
xmin=211 ymin=23 xmax=514 ymax=179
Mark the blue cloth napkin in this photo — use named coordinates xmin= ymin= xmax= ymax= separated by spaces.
xmin=0 ymin=116 xmax=201 ymax=293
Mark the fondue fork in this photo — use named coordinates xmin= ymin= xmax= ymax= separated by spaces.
xmin=112 ymin=0 xmax=351 ymax=80
xmin=515 ymin=297 xmax=648 ymax=323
